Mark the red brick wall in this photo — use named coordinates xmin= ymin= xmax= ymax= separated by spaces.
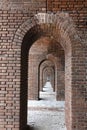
xmin=47 ymin=0 xmax=87 ymax=30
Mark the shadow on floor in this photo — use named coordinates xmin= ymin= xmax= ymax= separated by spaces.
xmin=39 ymin=98 xmax=46 ymax=100
xmin=22 ymin=125 xmax=38 ymax=130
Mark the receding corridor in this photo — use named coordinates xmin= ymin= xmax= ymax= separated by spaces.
xmin=27 ymin=82 xmax=66 ymax=130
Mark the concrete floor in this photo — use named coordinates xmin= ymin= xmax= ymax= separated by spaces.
xmin=27 ymin=82 xmax=66 ymax=130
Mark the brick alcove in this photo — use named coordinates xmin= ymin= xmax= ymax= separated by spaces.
xmin=12 ymin=12 xmax=86 ymax=130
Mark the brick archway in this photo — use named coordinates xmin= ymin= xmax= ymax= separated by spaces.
xmin=39 ymin=59 xmax=55 ymax=92
xmin=12 ymin=12 xmax=85 ymax=130
xmin=42 ymin=66 xmax=55 ymax=91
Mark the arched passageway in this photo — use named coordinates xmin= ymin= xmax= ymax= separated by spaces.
xmin=28 ymin=36 xmax=64 ymax=101
xmin=41 ymin=66 xmax=55 ymax=91
xmin=39 ymin=59 xmax=55 ymax=92
xmin=13 ymin=12 xmax=86 ymax=130
xmin=27 ymin=30 xmax=65 ymax=129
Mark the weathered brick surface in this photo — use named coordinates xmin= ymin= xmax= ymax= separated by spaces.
xmin=0 ymin=1 xmax=87 ymax=130
xmin=47 ymin=0 xmax=87 ymax=31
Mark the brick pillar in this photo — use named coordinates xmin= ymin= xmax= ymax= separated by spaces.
xmin=28 ymin=56 xmax=39 ymax=100
xmin=56 ymin=71 xmax=65 ymax=101
xmin=71 ymin=46 xmax=87 ymax=130
xmin=65 ymin=49 xmax=72 ymax=130
xmin=0 ymin=42 xmax=21 ymax=130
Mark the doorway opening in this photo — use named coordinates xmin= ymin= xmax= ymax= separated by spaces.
xmin=27 ymin=36 xmax=66 ymax=130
